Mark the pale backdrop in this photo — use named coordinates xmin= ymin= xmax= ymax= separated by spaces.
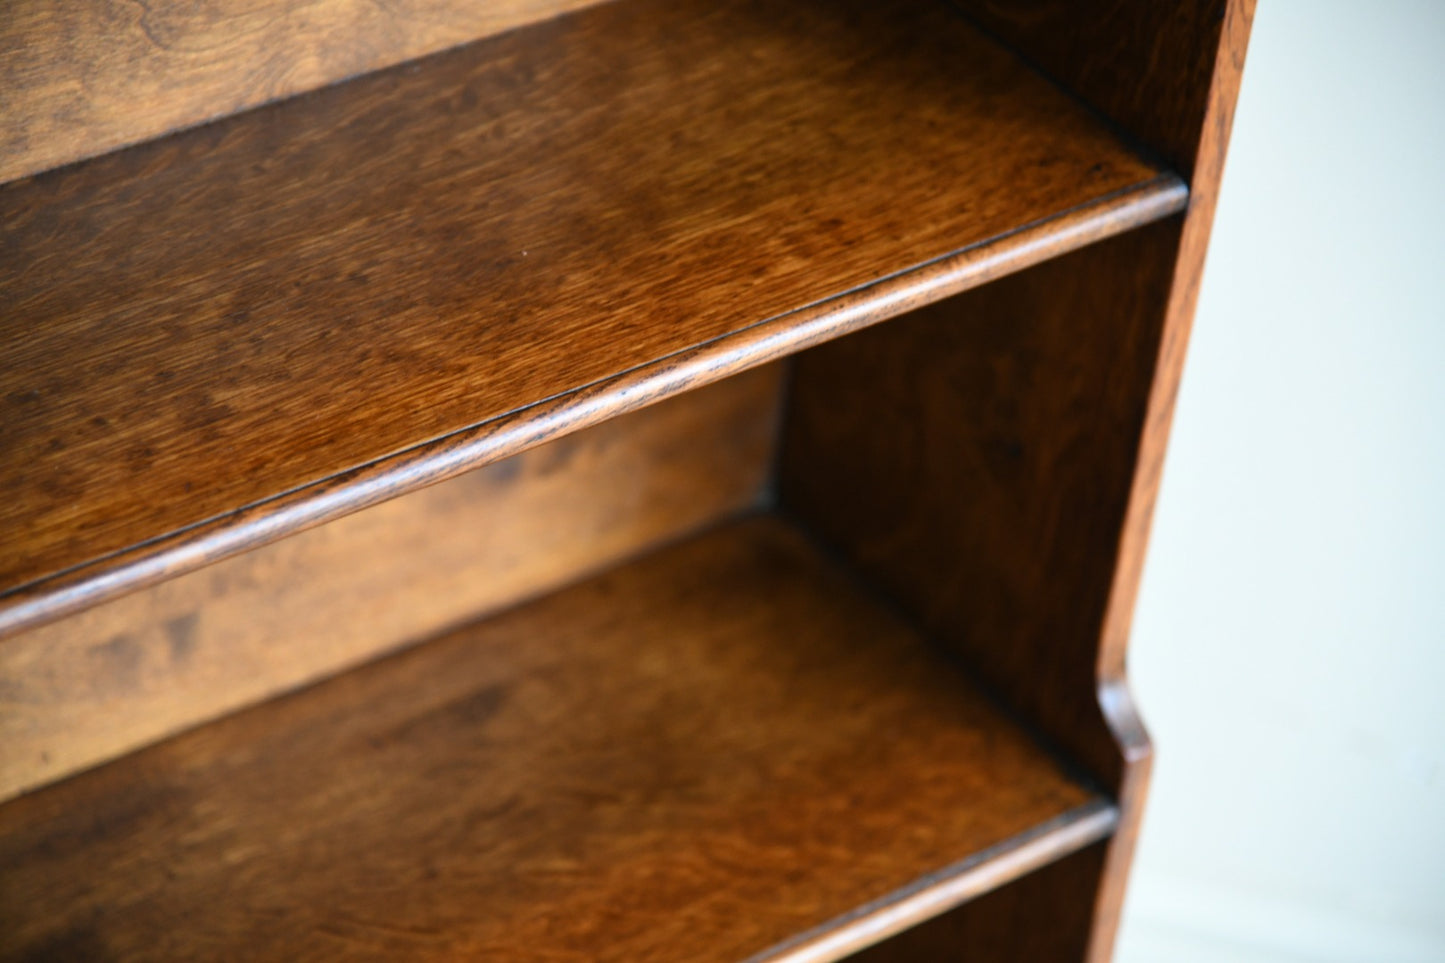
xmin=1116 ymin=1 xmax=1445 ymax=960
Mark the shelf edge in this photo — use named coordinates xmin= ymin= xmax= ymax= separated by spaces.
xmin=752 ymin=798 xmax=1120 ymax=963
xmin=0 ymin=175 xmax=1186 ymax=638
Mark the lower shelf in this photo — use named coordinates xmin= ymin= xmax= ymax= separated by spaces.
xmin=0 ymin=515 xmax=1114 ymax=962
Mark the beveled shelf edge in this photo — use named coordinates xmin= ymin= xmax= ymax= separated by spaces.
xmin=0 ymin=174 xmax=1186 ymax=639
xmin=753 ymin=798 xmax=1120 ymax=963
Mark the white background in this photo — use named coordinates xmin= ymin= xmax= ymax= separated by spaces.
xmin=1116 ymin=1 xmax=1445 ymax=960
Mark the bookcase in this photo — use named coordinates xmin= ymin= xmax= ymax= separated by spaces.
xmin=0 ymin=1 xmax=1252 ymax=959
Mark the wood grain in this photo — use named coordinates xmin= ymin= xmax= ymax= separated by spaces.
xmin=0 ymin=516 xmax=1109 ymax=963
xmin=781 ymin=222 xmax=1180 ymax=795
xmin=954 ymin=0 xmax=1229 ymax=174
xmin=0 ymin=182 xmax=1182 ymax=644
xmin=842 ymin=842 xmax=1108 ymax=962
xmin=783 ymin=4 xmax=1256 ymax=959
xmin=0 ymin=0 xmax=1183 ymax=632
xmin=1082 ymin=4 xmax=1255 ymax=960
xmin=0 ymin=366 xmax=781 ymax=802
xmin=768 ymin=810 xmax=1115 ymax=963
xmin=0 ymin=0 xmax=610 ymax=184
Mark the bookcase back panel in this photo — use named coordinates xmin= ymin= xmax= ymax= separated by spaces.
xmin=0 ymin=365 xmax=781 ymax=802
xmin=0 ymin=0 xmax=609 ymax=183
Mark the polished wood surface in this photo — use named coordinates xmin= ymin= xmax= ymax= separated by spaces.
xmin=782 ymin=5 xmax=1255 ymax=959
xmin=1082 ymin=5 xmax=1255 ymax=959
xmin=0 ymin=367 xmax=781 ymax=802
xmin=0 ymin=1 xmax=1256 ymax=957
xmin=0 ymin=181 xmax=1181 ymax=642
xmin=0 ymin=0 xmax=1185 ymax=633
xmin=0 ymin=0 xmax=608 ymax=183
xmin=781 ymin=222 xmax=1179 ymax=796
xmin=956 ymin=0 xmax=1229 ymax=175
xmin=0 ymin=517 xmax=1109 ymax=963
xmin=843 ymin=843 xmax=1108 ymax=962
xmin=773 ymin=810 xmax=1115 ymax=963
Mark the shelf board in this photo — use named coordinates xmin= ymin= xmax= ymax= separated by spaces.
xmin=0 ymin=0 xmax=1185 ymax=632
xmin=0 ymin=516 xmax=1115 ymax=963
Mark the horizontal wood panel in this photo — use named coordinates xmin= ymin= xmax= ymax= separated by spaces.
xmin=0 ymin=367 xmax=781 ymax=801
xmin=0 ymin=0 xmax=1184 ymax=629
xmin=0 ymin=516 xmax=1111 ymax=962
xmin=0 ymin=0 xmax=610 ymax=183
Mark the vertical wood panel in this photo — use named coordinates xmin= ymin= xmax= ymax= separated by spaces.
xmin=954 ymin=0 xmax=1228 ymax=174
xmin=1082 ymin=5 xmax=1255 ymax=957
xmin=0 ymin=365 xmax=781 ymax=801
xmin=781 ymin=221 xmax=1179 ymax=795
xmin=0 ymin=0 xmax=610 ymax=183
xmin=781 ymin=3 xmax=1254 ymax=959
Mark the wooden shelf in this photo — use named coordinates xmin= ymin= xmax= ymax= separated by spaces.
xmin=0 ymin=0 xmax=1255 ymax=956
xmin=0 ymin=0 xmax=1185 ymax=635
xmin=0 ymin=516 xmax=1113 ymax=962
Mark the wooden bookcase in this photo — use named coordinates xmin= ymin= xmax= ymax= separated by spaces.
xmin=0 ymin=1 xmax=1252 ymax=959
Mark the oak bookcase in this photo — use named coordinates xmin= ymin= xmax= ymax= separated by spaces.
xmin=0 ymin=1 xmax=1252 ymax=959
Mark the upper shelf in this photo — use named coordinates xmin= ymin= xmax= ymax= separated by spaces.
xmin=0 ymin=0 xmax=1185 ymax=632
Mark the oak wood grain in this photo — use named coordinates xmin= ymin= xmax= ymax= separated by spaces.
xmin=0 ymin=0 xmax=1184 ymax=633
xmin=954 ymin=0 xmax=1229 ymax=175
xmin=781 ymin=221 xmax=1180 ymax=798
xmin=0 ymin=366 xmax=781 ymax=802
xmin=0 ymin=0 xmax=610 ymax=183
xmin=842 ymin=842 xmax=1108 ymax=963
xmin=1081 ymin=5 xmax=1255 ymax=959
xmin=0 ymin=183 xmax=1182 ymax=644
xmin=782 ymin=4 xmax=1255 ymax=959
xmin=0 ymin=516 xmax=1110 ymax=963
xmin=771 ymin=810 xmax=1116 ymax=963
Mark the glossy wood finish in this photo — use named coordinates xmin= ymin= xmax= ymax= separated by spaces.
xmin=0 ymin=0 xmax=1186 ymax=635
xmin=0 ymin=0 xmax=609 ymax=183
xmin=0 ymin=517 xmax=1112 ymax=963
xmin=0 ymin=367 xmax=781 ymax=802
